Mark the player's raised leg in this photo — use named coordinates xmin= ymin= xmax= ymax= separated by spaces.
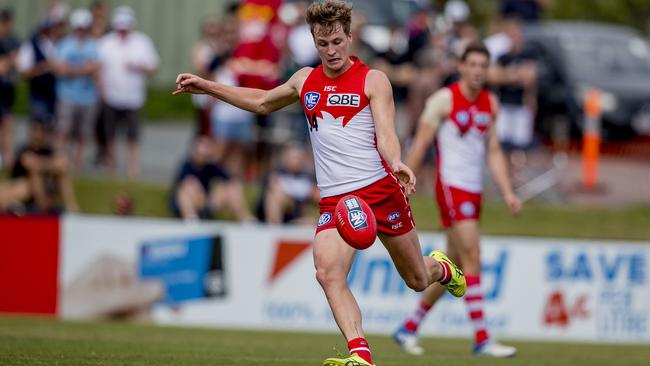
xmin=379 ymin=228 xmax=466 ymax=297
xmin=314 ymin=228 xmax=375 ymax=366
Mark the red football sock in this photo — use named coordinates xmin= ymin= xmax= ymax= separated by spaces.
xmin=348 ymin=337 xmax=373 ymax=364
xmin=403 ymin=300 xmax=433 ymax=332
xmin=464 ymin=274 xmax=490 ymax=345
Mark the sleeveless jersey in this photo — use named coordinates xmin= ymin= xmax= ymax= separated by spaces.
xmin=300 ymin=57 xmax=387 ymax=197
xmin=436 ymin=82 xmax=493 ymax=193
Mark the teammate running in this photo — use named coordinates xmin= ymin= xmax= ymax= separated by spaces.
xmin=173 ymin=2 xmax=465 ymax=365
xmin=393 ymin=42 xmax=522 ymax=357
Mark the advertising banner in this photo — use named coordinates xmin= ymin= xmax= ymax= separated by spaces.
xmin=59 ymin=215 xmax=650 ymax=343
xmin=0 ymin=215 xmax=60 ymax=315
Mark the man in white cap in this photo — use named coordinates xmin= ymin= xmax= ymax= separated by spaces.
xmin=443 ymin=0 xmax=477 ymax=58
xmin=98 ymin=6 xmax=159 ymax=179
xmin=52 ymin=8 xmax=100 ymax=171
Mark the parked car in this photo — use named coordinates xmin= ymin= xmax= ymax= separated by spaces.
xmin=524 ymin=21 xmax=650 ymax=140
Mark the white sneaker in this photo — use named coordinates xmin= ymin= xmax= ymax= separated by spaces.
xmin=473 ymin=341 xmax=517 ymax=357
xmin=392 ymin=327 xmax=424 ymax=356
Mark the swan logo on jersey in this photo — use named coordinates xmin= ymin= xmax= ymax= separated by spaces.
xmin=326 ymin=93 xmax=360 ymax=107
xmin=318 ymin=212 xmax=332 ymax=227
xmin=304 ymin=92 xmax=320 ymax=110
xmin=460 ymin=201 xmax=476 ymax=217
xmin=344 ymin=198 xmax=368 ymax=231
xmin=456 ymin=111 xmax=470 ymax=126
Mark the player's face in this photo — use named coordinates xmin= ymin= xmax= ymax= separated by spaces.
xmin=313 ymin=23 xmax=352 ymax=72
xmin=460 ymin=52 xmax=489 ymax=91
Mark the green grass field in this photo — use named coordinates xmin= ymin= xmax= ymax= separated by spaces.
xmin=72 ymin=177 xmax=650 ymax=241
xmin=0 ymin=169 xmax=648 ymax=240
xmin=1 ymin=316 xmax=648 ymax=366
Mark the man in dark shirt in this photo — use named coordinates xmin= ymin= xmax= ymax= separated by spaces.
xmin=256 ymin=144 xmax=317 ymax=224
xmin=170 ymin=136 xmax=253 ymax=221
xmin=16 ymin=12 xmax=65 ymax=128
xmin=0 ymin=8 xmax=19 ymax=168
xmin=501 ymin=0 xmax=548 ymax=22
xmin=488 ymin=17 xmax=537 ymax=152
xmin=0 ymin=122 xmax=78 ymax=213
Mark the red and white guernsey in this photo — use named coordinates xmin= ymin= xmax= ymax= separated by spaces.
xmin=436 ymin=82 xmax=493 ymax=193
xmin=301 ymin=57 xmax=387 ymax=198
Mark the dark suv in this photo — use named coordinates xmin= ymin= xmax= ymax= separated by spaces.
xmin=523 ymin=21 xmax=650 ymax=140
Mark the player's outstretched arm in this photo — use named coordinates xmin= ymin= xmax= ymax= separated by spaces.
xmin=486 ymin=94 xmax=522 ymax=215
xmin=366 ymin=69 xmax=416 ymax=194
xmin=406 ymin=88 xmax=451 ymax=175
xmin=173 ymin=67 xmax=312 ymax=115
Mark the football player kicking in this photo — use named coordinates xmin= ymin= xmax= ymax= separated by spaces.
xmin=393 ymin=42 xmax=522 ymax=358
xmin=173 ymin=1 xmax=465 ymax=365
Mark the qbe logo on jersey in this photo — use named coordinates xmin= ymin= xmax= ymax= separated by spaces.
xmin=344 ymin=197 xmax=368 ymax=231
xmin=327 ymin=93 xmax=360 ymax=107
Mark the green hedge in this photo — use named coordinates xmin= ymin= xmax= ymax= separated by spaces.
xmin=72 ymin=176 xmax=650 ymax=241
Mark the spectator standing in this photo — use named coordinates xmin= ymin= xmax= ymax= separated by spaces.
xmin=16 ymin=9 xmax=67 ymax=127
xmin=190 ymin=16 xmax=221 ymax=138
xmin=488 ymin=16 xmax=538 ymax=170
xmin=501 ymin=0 xmax=550 ymax=22
xmin=437 ymin=0 xmax=478 ymax=85
xmin=89 ymin=0 xmax=110 ymax=38
xmin=98 ymin=6 xmax=159 ymax=179
xmin=190 ymin=9 xmax=239 ymax=137
xmin=170 ymin=136 xmax=252 ymax=222
xmin=230 ymin=0 xmax=286 ymax=180
xmin=89 ymin=0 xmax=110 ymax=167
xmin=52 ymin=9 xmax=100 ymax=172
xmin=211 ymin=59 xmax=255 ymax=180
xmin=443 ymin=0 xmax=477 ymax=57
xmin=285 ymin=0 xmax=320 ymax=68
xmin=0 ymin=8 xmax=19 ymax=168
xmin=405 ymin=5 xmax=434 ymax=63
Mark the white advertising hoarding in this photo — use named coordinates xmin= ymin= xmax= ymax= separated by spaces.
xmin=60 ymin=214 xmax=650 ymax=343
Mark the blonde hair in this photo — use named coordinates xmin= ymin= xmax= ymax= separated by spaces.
xmin=306 ymin=0 xmax=353 ymax=37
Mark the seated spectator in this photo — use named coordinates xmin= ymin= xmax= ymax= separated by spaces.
xmin=170 ymin=136 xmax=253 ymax=222
xmin=256 ymin=145 xmax=317 ymax=225
xmin=0 ymin=121 xmax=78 ymax=213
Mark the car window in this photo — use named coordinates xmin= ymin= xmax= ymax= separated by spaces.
xmin=560 ymin=32 xmax=650 ymax=76
xmin=352 ymin=0 xmax=421 ymax=26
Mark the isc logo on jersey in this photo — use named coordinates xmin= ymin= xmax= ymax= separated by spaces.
xmin=304 ymin=92 xmax=320 ymax=110
xmin=344 ymin=197 xmax=368 ymax=231
xmin=327 ymin=93 xmax=360 ymax=107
